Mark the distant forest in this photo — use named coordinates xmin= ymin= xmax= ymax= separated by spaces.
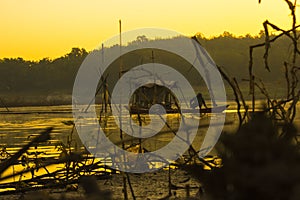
xmin=0 ymin=32 xmax=296 ymax=106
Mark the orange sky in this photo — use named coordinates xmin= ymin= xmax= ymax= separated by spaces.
xmin=0 ymin=0 xmax=298 ymax=60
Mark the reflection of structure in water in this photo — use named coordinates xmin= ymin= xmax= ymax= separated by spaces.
xmin=129 ymin=80 xmax=179 ymax=111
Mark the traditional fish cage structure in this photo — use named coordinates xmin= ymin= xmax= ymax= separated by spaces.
xmin=129 ymin=80 xmax=179 ymax=113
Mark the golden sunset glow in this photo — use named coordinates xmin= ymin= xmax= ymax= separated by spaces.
xmin=0 ymin=0 xmax=298 ymax=60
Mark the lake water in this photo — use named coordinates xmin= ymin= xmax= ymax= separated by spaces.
xmin=0 ymin=101 xmax=299 ymax=188
xmin=0 ymin=103 xmax=237 ymax=153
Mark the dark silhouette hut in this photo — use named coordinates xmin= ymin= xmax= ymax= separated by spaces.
xmin=129 ymin=80 xmax=179 ymax=112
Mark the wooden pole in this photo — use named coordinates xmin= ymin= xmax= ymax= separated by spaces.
xmin=252 ymin=75 xmax=255 ymax=114
xmin=119 ymin=19 xmax=128 ymax=200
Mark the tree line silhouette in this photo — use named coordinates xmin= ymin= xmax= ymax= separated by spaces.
xmin=0 ymin=32 xmax=297 ymax=106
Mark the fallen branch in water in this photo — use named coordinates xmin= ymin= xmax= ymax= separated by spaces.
xmin=0 ymin=127 xmax=52 ymax=175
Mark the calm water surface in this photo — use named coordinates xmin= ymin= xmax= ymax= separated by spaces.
xmin=0 ymin=101 xmax=299 ymax=186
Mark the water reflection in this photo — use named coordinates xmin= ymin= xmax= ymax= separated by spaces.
xmin=0 ymin=102 xmax=248 ymax=191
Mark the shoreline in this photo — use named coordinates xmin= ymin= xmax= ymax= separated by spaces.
xmin=1 ymin=168 xmax=202 ymax=200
